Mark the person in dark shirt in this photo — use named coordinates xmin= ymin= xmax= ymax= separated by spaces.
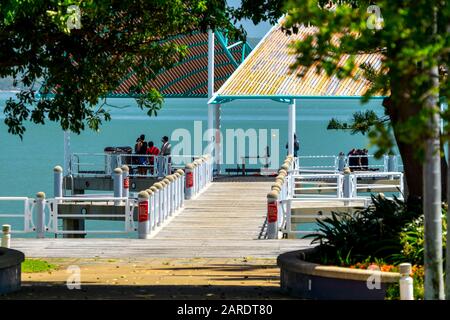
xmin=347 ymin=148 xmax=356 ymax=171
xmin=135 ymin=134 xmax=148 ymax=175
xmin=361 ymin=148 xmax=369 ymax=170
xmin=355 ymin=149 xmax=363 ymax=171
xmin=285 ymin=134 xmax=300 ymax=157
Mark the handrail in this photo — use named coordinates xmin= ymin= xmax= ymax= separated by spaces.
xmin=265 ymin=155 xmax=295 ymax=239
xmin=134 ymin=154 xmax=213 ymax=238
xmin=0 ymin=197 xmax=35 ymax=234
xmin=69 ymin=152 xmax=210 ymax=179
xmin=297 ymin=154 xmax=402 ymax=173
xmin=0 ymin=155 xmax=215 ymax=239
xmin=272 ymin=169 xmax=404 ymax=238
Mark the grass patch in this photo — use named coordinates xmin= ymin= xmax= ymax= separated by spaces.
xmin=22 ymin=259 xmax=57 ymax=273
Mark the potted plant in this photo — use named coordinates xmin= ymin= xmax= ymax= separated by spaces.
xmin=278 ymin=195 xmax=439 ymax=300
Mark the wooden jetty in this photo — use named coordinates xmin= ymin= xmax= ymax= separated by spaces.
xmin=154 ymin=180 xmax=273 ymax=240
xmin=4 ymin=157 xmax=404 ymax=258
xmin=12 ymin=178 xmax=312 ymax=258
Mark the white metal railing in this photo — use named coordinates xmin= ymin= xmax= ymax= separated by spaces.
xmin=288 ymin=173 xmax=344 ymax=199
xmin=186 ymin=155 xmax=213 ymax=198
xmin=138 ymin=154 xmax=213 ymax=238
xmin=277 ymin=175 xmax=290 ymax=237
xmin=139 ymin=173 xmax=185 ymax=238
xmin=71 ymin=153 xmax=168 ymax=178
xmin=117 ymin=154 xmax=164 ymax=177
xmin=297 ymin=154 xmax=403 ymax=173
xmin=49 ymin=197 xmax=137 ymax=235
xmin=0 ymin=155 xmax=214 ymax=239
xmin=0 ymin=197 xmax=35 ymax=234
xmin=274 ymin=171 xmax=404 ymax=237
xmin=352 ymin=171 xmax=404 ymax=198
xmin=0 ymin=196 xmax=138 ymax=236
xmin=70 ymin=153 xmax=208 ymax=179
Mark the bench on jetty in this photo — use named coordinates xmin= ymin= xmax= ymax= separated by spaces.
xmin=225 ymin=167 xmax=261 ymax=175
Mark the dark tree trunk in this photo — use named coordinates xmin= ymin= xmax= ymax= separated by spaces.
xmin=383 ymin=97 xmax=423 ymax=200
xmin=382 ymin=96 xmax=448 ymax=202
xmin=395 ymin=137 xmax=423 ymax=200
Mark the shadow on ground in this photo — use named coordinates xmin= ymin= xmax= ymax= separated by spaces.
xmin=4 ymin=283 xmax=292 ymax=300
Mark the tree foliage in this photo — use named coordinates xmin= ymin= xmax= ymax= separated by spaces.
xmin=282 ymin=0 xmax=449 ymax=157
xmin=0 ymin=0 xmax=237 ymax=137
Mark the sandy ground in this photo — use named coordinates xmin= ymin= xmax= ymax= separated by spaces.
xmin=4 ymin=257 xmax=292 ymax=300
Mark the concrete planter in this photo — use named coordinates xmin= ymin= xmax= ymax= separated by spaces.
xmin=277 ymin=248 xmax=400 ymax=300
xmin=0 ymin=248 xmax=25 ymax=294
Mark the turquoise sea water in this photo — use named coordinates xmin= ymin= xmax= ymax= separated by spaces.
xmin=0 ymin=91 xmax=392 ymax=236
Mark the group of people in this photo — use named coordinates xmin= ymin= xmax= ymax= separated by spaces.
xmin=347 ymin=148 xmax=369 ymax=171
xmin=134 ymin=134 xmax=172 ymax=175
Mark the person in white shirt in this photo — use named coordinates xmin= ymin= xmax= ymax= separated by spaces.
xmin=159 ymin=136 xmax=172 ymax=175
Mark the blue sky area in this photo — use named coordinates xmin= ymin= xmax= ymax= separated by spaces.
xmin=228 ymin=0 xmax=274 ymax=38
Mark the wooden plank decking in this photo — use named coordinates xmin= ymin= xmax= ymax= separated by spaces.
xmin=12 ymin=180 xmax=312 ymax=258
xmin=154 ymin=181 xmax=272 ymax=240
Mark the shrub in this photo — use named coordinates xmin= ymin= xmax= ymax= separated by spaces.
xmin=391 ymin=208 xmax=447 ymax=266
xmin=305 ymin=194 xmax=422 ymax=265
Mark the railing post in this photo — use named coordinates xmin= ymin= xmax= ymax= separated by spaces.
xmin=185 ymin=163 xmax=194 ymax=200
xmin=164 ymin=178 xmax=170 ymax=216
xmin=166 ymin=176 xmax=175 ymax=215
xmin=196 ymin=160 xmax=201 ymax=192
xmin=162 ymin=178 xmax=170 ymax=217
xmin=198 ymin=159 xmax=203 ymax=189
xmin=192 ymin=161 xmax=198 ymax=195
xmin=171 ymin=174 xmax=177 ymax=212
xmin=399 ymin=263 xmax=414 ymax=300
xmin=157 ymin=181 xmax=165 ymax=221
xmin=336 ymin=174 xmax=343 ymax=198
xmin=53 ymin=165 xmax=63 ymax=202
xmin=388 ymin=154 xmax=397 ymax=172
xmin=173 ymin=172 xmax=181 ymax=211
xmin=338 ymin=154 xmax=346 ymax=172
xmin=151 ymin=185 xmax=160 ymax=225
xmin=35 ymin=191 xmax=46 ymax=238
xmin=121 ymin=165 xmax=130 ymax=199
xmin=113 ymin=167 xmax=123 ymax=206
xmin=203 ymin=155 xmax=210 ymax=182
xmin=343 ymin=168 xmax=352 ymax=198
xmin=1 ymin=224 xmax=11 ymax=248
xmin=203 ymin=157 xmax=207 ymax=187
xmin=145 ymin=189 xmax=155 ymax=231
xmin=176 ymin=169 xmax=185 ymax=206
xmin=276 ymin=172 xmax=289 ymax=236
xmin=178 ymin=171 xmax=182 ymax=207
xmin=160 ymin=180 xmax=167 ymax=219
xmin=278 ymin=169 xmax=288 ymax=198
xmin=267 ymin=190 xmax=280 ymax=239
xmin=137 ymin=191 xmax=151 ymax=239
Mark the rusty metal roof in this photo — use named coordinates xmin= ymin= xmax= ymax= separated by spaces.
xmin=209 ymin=22 xmax=385 ymax=104
xmin=40 ymin=31 xmax=251 ymax=99
xmin=112 ymin=31 xmax=251 ymax=98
